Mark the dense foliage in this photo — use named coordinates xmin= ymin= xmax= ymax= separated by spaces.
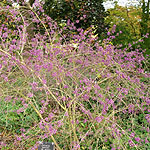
xmin=140 ymin=0 xmax=150 ymax=54
xmin=105 ymin=5 xmax=141 ymax=45
xmin=105 ymin=1 xmax=150 ymax=64
xmin=43 ymin=0 xmax=108 ymax=37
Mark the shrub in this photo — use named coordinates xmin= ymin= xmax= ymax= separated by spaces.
xmin=0 ymin=1 xmax=149 ymax=150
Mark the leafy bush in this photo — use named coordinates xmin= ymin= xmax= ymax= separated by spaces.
xmin=0 ymin=1 xmax=149 ymax=150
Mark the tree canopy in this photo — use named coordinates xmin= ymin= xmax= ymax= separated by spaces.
xmin=43 ymin=0 xmax=108 ymax=36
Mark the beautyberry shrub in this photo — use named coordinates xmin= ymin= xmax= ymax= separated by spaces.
xmin=0 ymin=1 xmax=149 ymax=150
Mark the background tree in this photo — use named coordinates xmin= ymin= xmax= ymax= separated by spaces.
xmin=43 ymin=0 xmax=108 ymax=37
xmin=104 ymin=0 xmax=149 ymax=71
xmin=105 ymin=3 xmax=142 ymax=46
xmin=139 ymin=0 xmax=150 ymax=55
xmin=140 ymin=0 xmax=150 ymax=35
xmin=105 ymin=1 xmax=149 ymax=55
